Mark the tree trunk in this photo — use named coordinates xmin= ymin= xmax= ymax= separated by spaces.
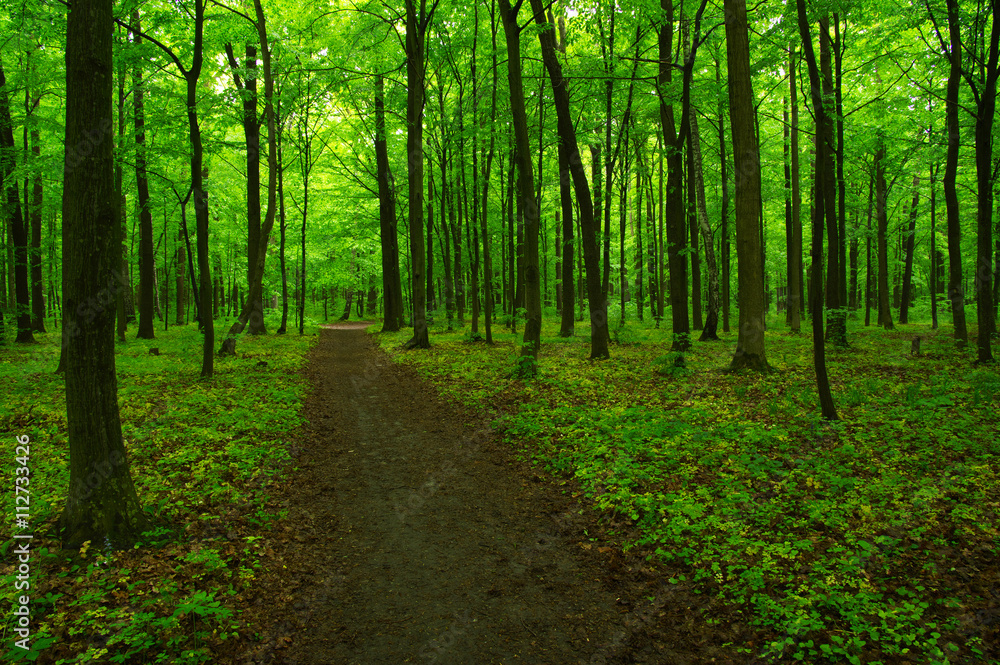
xmin=899 ymin=175 xmax=920 ymax=324
xmin=375 ymin=74 xmax=403 ymax=333
xmin=500 ymin=0 xmax=541 ymax=369
xmin=60 ymin=0 xmax=148 ymax=549
xmin=943 ymin=0 xmax=969 ymax=346
xmin=974 ymin=0 xmax=1000 ymax=362
xmin=558 ymin=141 xmax=575 ymax=337
xmin=0 ymin=61 xmax=34 ymax=344
xmin=788 ymin=46 xmax=803 ymax=332
xmin=717 ymin=59 xmax=731 ymax=333
xmin=224 ymin=43 xmax=266 ymax=335
xmin=691 ymin=109 xmax=720 ymax=341
xmin=795 ymin=0 xmax=838 ymax=419
xmin=875 ymin=135 xmax=894 ymax=330
xmin=30 ymin=129 xmax=45 ymax=333
xmin=527 ymin=0 xmax=608 ymax=359
xmin=820 ymin=15 xmax=846 ymax=347
xmin=726 ymin=0 xmax=768 ymax=371
xmin=132 ymin=12 xmax=155 ymax=340
xmin=403 ymin=0 xmax=431 ymax=348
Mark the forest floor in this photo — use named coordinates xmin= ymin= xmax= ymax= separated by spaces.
xmin=234 ymin=322 xmax=750 ymax=664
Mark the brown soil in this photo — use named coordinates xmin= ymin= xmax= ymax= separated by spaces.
xmin=230 ymin=325 xmax=754 ymax=665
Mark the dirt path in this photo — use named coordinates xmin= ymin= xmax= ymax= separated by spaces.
xmin=235 ymin=325 xmax=739 ymax=665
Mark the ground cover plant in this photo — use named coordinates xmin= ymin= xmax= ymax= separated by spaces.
xmin=378 ymin=311 xmax=1000 ymax=664
xmin=0 ymin=318 xmax=315 ymax=663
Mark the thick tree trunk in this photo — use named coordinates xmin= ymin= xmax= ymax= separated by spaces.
xmin=943 ymin=0 xmax=969 ymax=346
xmin=899 ymin=175 xmax=920 ymax=324
xmin=403 ymin=0 xmax=430 ymax=348
xmin=974 ymin=0 xmax=1000 ymax=362
xmin=726 ymin=0 xmax=768 ymax=370
xmin=527 ymin=0 xmax=607 ymax=359
xmin=500 ymin=0 xmax=541 ymax=368
xmin=60 ymin=0 xmax=148 ymax=549
xmin=374 ymin=75 xmax=403 ymax=333
xmin=820 ymin=16 xmax=846 ymax=347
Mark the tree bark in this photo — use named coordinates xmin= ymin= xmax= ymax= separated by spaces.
xmin=899 ymin=175 xmax=920 ymax=324
xmin=403 ymin=0 xmax=433 ymax=348
xmin=726 ymin=0 xmax=768 ymax=371
xmin=527 ymin=0 xmax=608 ymax=359
xmin=132 ymin=12 xmax=155 ymax=340
xmin=375 ymin=74 xmax=403 ymax=333
xmin=0 ymin=60 xmax=34 ymax=344
xmin=795 ymin=0 xmax=838 ymax=419
xmin=875 ymin=135 xmax=894 ymax=330
xmin=60 ymin=0 xmax=148 ymax=549
xmin=943 ymin=0 xmax=969 ymax=346
xmin=500 ymin=0 xmax=541 ymax=368
xmin=974 ymin=0 xmax=1000 ymax=363
xmin=30 ymin=129 xmax=45 ymax=333
xmin=224 ymin=42 xmax=266 ymax=335
xmin=691 ymin=109 xmax=720 ymax=341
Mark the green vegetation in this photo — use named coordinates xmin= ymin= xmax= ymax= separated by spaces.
xmin=0 ymin=319 xmax=315 ymax=663
xmin=380 ymin=312 xmax=1000 ymax=663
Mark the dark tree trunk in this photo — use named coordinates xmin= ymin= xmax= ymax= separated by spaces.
xmin=0 ymin=62 xmax=34 ymax=344
xmin=726 ymin=0 xmax=768 ymax=371
xmin=944 ymin=0 xmax=969 ymax=346
xmin=132 ymin=12 xmax=155 ymax=340
xmin=500 ymin=0 xmax=541 ymax=368
xmin=820 ymin=15 xmax=846 ymax=347
xmin=375 ymin=74 xmax=403 ymax=333
xmin=789 ymin=45 xmax=803 ymax=331
xmin=60 ymin=0 xmax=148 ymax=549
xmin=278 ymin=107 xmax=289 ymax=334
xmin=930 ymin=163 xmax=939 ymax=329
xmin=795 ymin=0 xmax=838 ymax=419
xmin=875 ymin=135 xmax=894 ymax=330
xmin=30 ymin=129 xmax=45 ymax=333
xmin=224 ymin=43 xmax=266 ymax=335
xmin=974 ymin=0 xmax=1000 ymax=362
xmin=899 ymin=175 xmax=920 ymax=324
xmin=558 ymin=141 xmax=575 ymax=337
xmin=691 ymin=108 xmax=720 ymax=341
xmin=403 ymin=0 xmax=431 ymax=349
xmin=528 ymin=0 xmax=608 ymax=359
xmin=717 ymin=59 xmax=731 ymax=333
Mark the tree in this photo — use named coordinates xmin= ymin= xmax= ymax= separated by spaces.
xmin=796 ymin=0 xmax=838 ymax=419
xmin=500 ymin=0 xmax=541 ymax=370
xmin=59 ymin=0 xmax=148 ymax=549
xmin=726 ymin=0 xmax=769 ymax=371
xmin=402 ymin=0 xmax=435 ymax=349
xmin=224 ymin=42 xmax=267 ymax=335
xmin=528 ymin=0 xmax=608 ymax=359
xmin=375 ymin=73 xmax=404 ymax=332
xmin=0 ymin=59 xmax=35 ymax=344
xmin=132 ymin=11 xmax=156 ymax=340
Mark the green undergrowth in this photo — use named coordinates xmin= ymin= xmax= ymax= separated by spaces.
xmin=379 ymin=310 xmax=1000 ymax=664
xmin=1 ymin=316 xmax=316 ymax=663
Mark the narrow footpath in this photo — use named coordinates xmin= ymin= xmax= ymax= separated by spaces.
xmin=234 ymin=324 xmax=745 ymax=665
